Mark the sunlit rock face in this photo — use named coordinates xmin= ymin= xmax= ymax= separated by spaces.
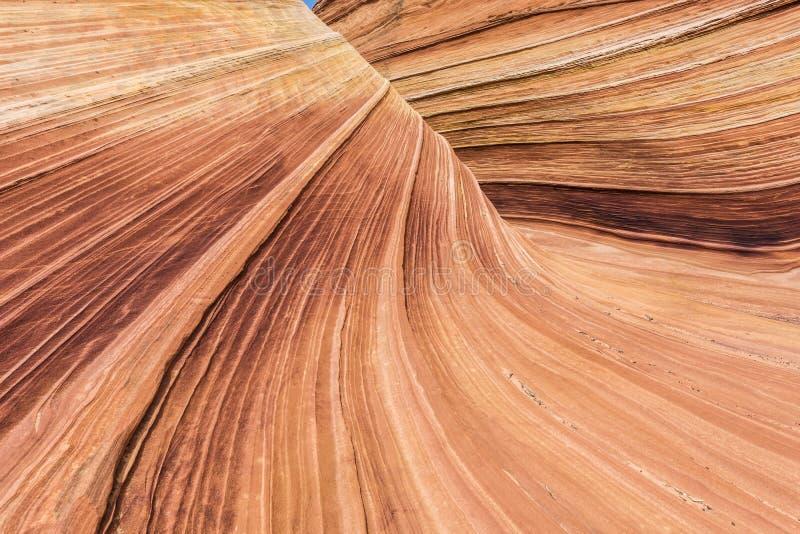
xmin=316 ymin=0 xmax=800 ymax=250
xmin=1 ymin=1 xmax=799 ymax=533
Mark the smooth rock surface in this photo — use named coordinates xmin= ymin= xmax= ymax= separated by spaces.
xmin=1 ymin=1 xmax=798 ymax=532
xmin=316 ymin=0 xmax=800 ymax=250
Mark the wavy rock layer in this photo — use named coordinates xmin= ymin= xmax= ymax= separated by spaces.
xmin=316 ymin=0 xmax=800 ymax=250
xmin=1 ymin=1 xmax=799 ymax=532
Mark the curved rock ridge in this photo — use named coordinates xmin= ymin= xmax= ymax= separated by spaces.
xmin=315 ymin=0 xmax=800 ymax=250
xmin=1 ymin=1 xmax=799 ymax=532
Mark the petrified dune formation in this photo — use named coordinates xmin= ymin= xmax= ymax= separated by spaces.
xmin=316 ymin=0 xmax=800 ymax=250
xmin=0 ymin=1 xmax=798 ymax=532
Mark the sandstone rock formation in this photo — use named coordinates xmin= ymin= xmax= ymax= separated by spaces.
xmin=316 ymin=0 xmax=800 ymax=250
xmin=1 ymin=1 xmax=798 ymax=532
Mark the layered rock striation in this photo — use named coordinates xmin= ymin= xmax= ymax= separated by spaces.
xmin=316 ymin=0 xmax=800 ymax=250
xmin=0 ymin=1 xmax=798 ymax=532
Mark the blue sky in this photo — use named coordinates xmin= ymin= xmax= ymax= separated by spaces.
xmin=303 ymin=0 xmax=316 ymax=7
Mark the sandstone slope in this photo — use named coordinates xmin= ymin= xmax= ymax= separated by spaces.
xmin=0 ymin=1 xmax=798 ymax=532
xmin=316 ymin=0 xmax=800 ymax=250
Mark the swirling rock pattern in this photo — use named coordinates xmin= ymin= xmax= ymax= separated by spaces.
xmin=316 ymin=0 xmax=800 ymax=250
xmin=1 ymin=1 xmax=799 ymax=532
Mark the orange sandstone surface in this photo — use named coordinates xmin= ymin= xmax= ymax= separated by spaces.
xmin=0 ymin=1 xmax=798 ymax=532
xmin=316 ymin=0 xmax=800 ymax=250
